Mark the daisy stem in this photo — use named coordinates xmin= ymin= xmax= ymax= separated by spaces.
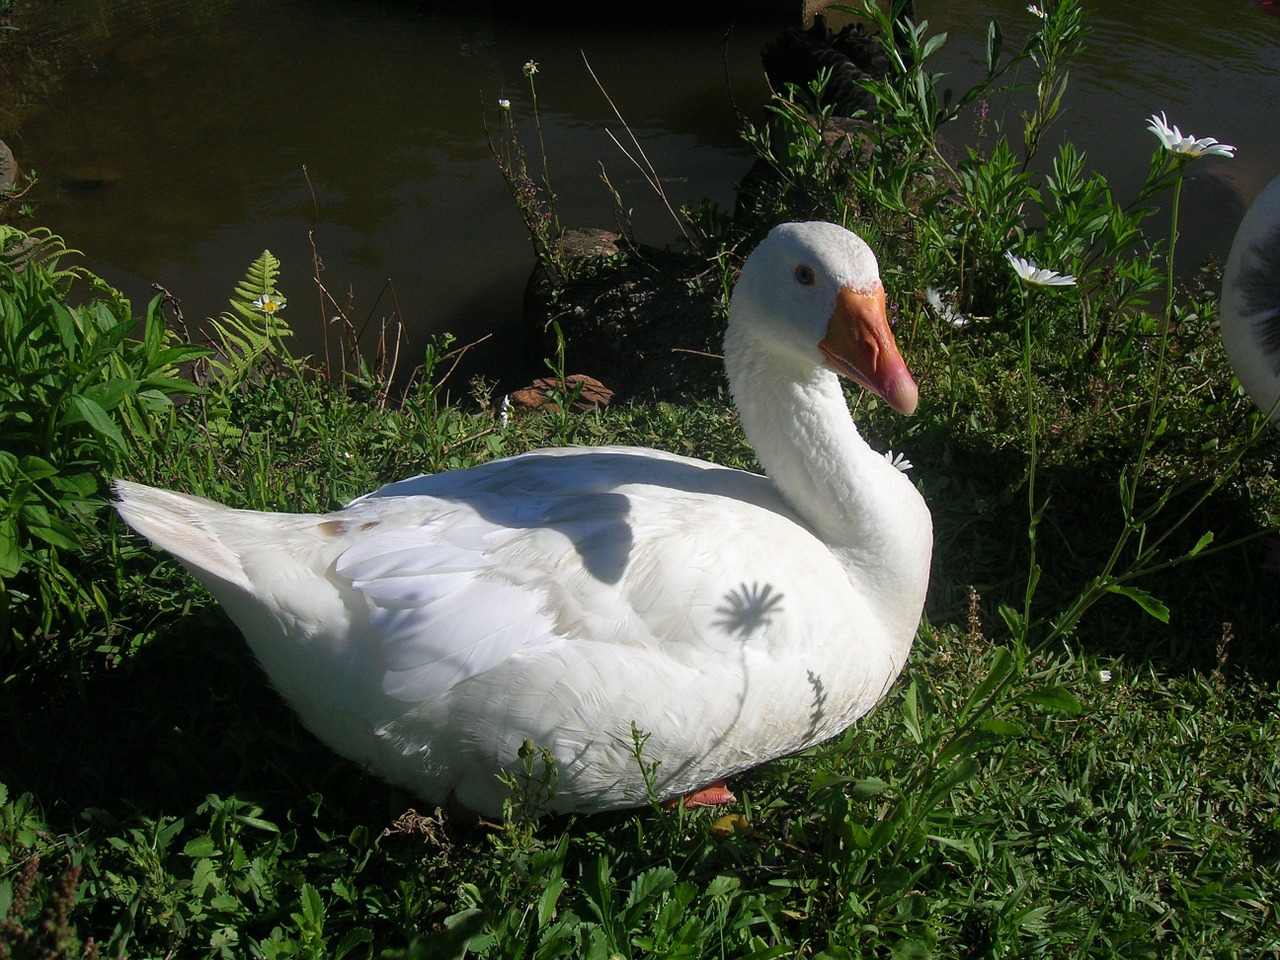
xmin=1020 ymin=287 xmax=1040 ymax=658
xmin=527 ymin=71 xmax=560 ymax=238
xmin=1130 ymin=163 xmax=1183 ymax=509
xmin=1164 ymin=168 xmax=1182 ymax=331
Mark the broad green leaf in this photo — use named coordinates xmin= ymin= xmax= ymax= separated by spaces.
xmin=24 ymin=520 xmax=80 ymax=551
xmin=434 ymin=908 xmax=487 ymax=960
xmin=50 ymin=301 xmax=77 ymax=353
xmin=537 ymin=874 xmax=565 ymax=928
xmin=937 ymin=728 xmax=1009 ymax=767
xmin=892 ymin=938 xmax=934 ymax=960
xmin=334 ymin=927 xmax=373 ymax=960
xmin=143 ymin=295 xmax=166 ymax=356
xmin=986 ymin=20 xmax=1004 ymax=74
xmin=152 ymin=344 xmax=214 ymax=368
xmin=0 ymin=517 xmax=22 ymax=577
xmin=49 ymin=470 xmax=98 ymax=498
xmin=626 ymin=866 xmax=677 ymax=908
xmin=184 ymin=835 xmax=218 ymax=858
xmin=997 ymin=603 xmax=1025 ymax=640
xmin=977 ymin=717 xmax=1026 ymax=737
xmin=70 ymin=395 xmax=128 ymax=451
xmin=929 ymin=756 xmax=980 ymax=801
xmin=209 ymin=892 xmax=239 ymax=912
xmin=232 ymin=812 xmax=280 ymax=834
xmin=300 ymin=882 xmax=324 ymax=927
xmin=1106 ymin=584 xmax=1170 ymax=623
xmin=17 ymin=455 xmax=58 ymax=481
xmin=82 ymin=378 xmax=140 ymax=412
xmin=958 ymin=646 xmax=1014 ymax=722
xmin=928 ymin=832 xmax=982 ymax=864
xmin=1020 ymin=685 xmax=1084 ymax=715
xmin=704 ymin=875 xmax=740 ymax=897
xmin=190 ymin=857 xmax=218 ymax=897
xmin=901 ymin=678 xmax=922 ymax=744
xmin=848 ymin=775 xmax=890 ymax=798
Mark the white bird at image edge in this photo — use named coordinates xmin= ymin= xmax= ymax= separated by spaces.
xmin=1222 ymin=174 xmax=1280 ymax=421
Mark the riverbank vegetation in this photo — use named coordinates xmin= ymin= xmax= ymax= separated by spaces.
xmin=3 ymin=1 xmax=1279 ymax=956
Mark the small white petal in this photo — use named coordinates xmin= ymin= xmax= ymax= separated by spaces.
xmin=1099 ymin=669 xmax=1113 ymax=683
xmin=884 ymin=450 xmax=913 ymax=472
xmin=1190 ymin=139 xmax=1236 ymax=159
xmin=1146 ymin=112 xmax=1177 ymax=150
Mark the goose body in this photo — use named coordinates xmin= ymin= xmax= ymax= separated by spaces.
xmin=1222 ymin=174 xmax=1280 ymax=421
xmin=116 ymin=222 xmax=932 ymax=816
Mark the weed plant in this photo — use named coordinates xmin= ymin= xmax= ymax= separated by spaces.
xmin=3 ymin=1 xmax=1280 ymax=956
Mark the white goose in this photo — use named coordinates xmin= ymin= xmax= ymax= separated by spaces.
xmin=115 ymin=221 xmax=933 ymax=816
xmin=1222 ymin=173 xmax=1280 ymax=421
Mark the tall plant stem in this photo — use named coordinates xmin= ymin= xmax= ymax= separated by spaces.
xmin=527 ymin=72 xmax=560 ymax=238
xmin=1130 ymin=165 xmax=1184 ymax=507
xmin=1021 ymin=291 xmax=1040 ymax=652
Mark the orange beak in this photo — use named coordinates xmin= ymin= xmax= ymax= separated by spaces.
xmin=818 ymin=284 xmax=919 ymax=415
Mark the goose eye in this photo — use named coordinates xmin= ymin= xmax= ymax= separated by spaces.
xmin=794 ymin=264 xmax=817 ymax=286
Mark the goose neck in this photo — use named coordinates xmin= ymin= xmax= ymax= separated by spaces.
xmin=724 ymin=326 xmax=932 ymax=644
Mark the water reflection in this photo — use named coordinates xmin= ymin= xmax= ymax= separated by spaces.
xmin=7 ymin=0 xmax=1279 ymax=387
xmin=922 ymin=0 xmax=1279 ymax=268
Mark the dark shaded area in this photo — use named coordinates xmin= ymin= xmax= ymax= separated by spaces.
xmin=1 ymin=611 xmax=386 ymax=822
xmin=761 ymin=12 xmax=899 ymax=115
xmin=523 ymin=241 xmax=727 ymax=403
xmin=487 ymin=0 xmax=809 ymax=25
xmin=917 ymin=422 xmax=1280 ymax=682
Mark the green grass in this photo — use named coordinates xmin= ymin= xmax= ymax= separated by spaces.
xmin=4 ymin=0 xmax=1280 ymax=955
xmin=3 ymin=335 xmax=1277 ymax=957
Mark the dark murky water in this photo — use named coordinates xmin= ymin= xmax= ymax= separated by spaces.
xmin=6 ymin=0 xmax=1279 ymax=386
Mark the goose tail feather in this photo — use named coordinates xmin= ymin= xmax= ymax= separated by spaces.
xmin=113 ymin=479 xmax=252 ymax=590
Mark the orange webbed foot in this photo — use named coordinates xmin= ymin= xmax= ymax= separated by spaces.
xmin=664 ymin=780 xmax=736 ymax=810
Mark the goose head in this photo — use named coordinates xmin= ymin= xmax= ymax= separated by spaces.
xmin=727 ymin=221 xmax=918 ymax=415
xmin=1222 ymin=174 xmax=1280 ymax=421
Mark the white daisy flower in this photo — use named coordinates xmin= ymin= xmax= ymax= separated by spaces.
xmin=926 ymin=286 xmax=971 ymax=328
xmin=498 ymin=98 xmax=511 ymax=110
xmin=1006 ymin=251 xmax=1077 ymax=287
xmin=1099 ymin=669 xmax=1113 ymax=683
xmin=523 ymin=60 xmax=539 ymax=77
xmin=885 ymin=450 xmax=913 ymax=472
xmin=1146 ymin=112 xmax=1236 ymax=159
xmin=251 ymin=293 xmax=285 ymax=314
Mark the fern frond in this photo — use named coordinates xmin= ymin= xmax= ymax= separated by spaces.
xmin=205 ymin=249 xmax=293 ymax=386
xmin=0 ymin=226 xmax=87 ymax=286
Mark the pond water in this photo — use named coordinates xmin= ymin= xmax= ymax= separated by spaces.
xmin=6 ymin=0 xmax=1279 ymax=388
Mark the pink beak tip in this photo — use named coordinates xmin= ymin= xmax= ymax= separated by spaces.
xmin=885 ymin=370 xmax=919 ymax=416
